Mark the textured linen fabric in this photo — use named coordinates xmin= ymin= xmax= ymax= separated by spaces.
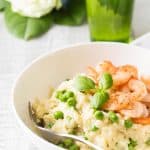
xmin=0 ymin=13 xmax=89 ymax=150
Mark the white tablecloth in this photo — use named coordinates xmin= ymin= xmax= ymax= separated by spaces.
xmin=0 ymin=13 xmax=90 ymax=150
xmin=0 ymin=11 xmax=150 ymax=150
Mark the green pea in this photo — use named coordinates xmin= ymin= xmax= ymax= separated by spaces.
xmin=61 ymin=93 xmax=69 ymax=102
xmin=47 ymin=122 xmax=54 ymax=128
xmin=63 ymin=91 xmax=74 ymax=99
xmin=108 ymin=111 xmax=119 ymax=123
xmin=91 ymin=91 xmax=109 ymax=109
xmin=124 ymin=119 xmax=133 ymax=129
xmin=63 ymin=139 xmax=74 ymax=147
xmin=83 ymin=135 xmax=88 ymax=140
xmin=62 ymin=90 xmax=66 ymax=93
xmin=94 ymin=111 xmax=104 ymax=120
xmin=128 ymin=138 xmax=137 ymax=150
xmin=58 ymin=143 xmax=65 ymax=148
xmin=68 ymin=129 xmax=77 ymax=135
xmin=56 ymin=90 xmax=75 ymax=102
xmin=66 ymin=91 xmax=74 ymax=97
xmin=55 ymin=91 xmax=63 ymax=99
xmin=54 ymin=111 xmax=64 ymax=120
xmin=56 ymin=90 xmax=67 ymax=102
xmin=82 ymin=132 xmax=88 ymax=140
xmin=74 ymin=75 xmax=95 ymax=92
xmin=67 ymin=97 xmax=77 ymax=107
xmin=66 ymin=116 xmax=72 ymax=121
xmin=145 ymin=138 xmax=150 ymax=146
xmin=91 ymin=125 xmax=99 ymax=132
xmin=69 ymin=144 xmax=80 ymax=150
xmin=99 ymin=73 xmax=113 ymax=89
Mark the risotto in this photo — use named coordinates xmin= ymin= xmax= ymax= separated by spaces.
xmin=32 ymin=61 xmax=150 ymax=150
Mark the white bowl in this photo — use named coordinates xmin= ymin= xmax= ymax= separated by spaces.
xmin=12 ymin=42 xmax=150 ymax=150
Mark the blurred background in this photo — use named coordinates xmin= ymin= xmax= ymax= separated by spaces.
xmin=0 ymin=0 xmax=150 ymax=150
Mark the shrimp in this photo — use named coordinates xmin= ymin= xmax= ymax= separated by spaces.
xmin=96 ymin=62 xmax=138 ymax=87
xmin=141 ymin=75 xmax=150 ymax=91
xmin=87 ymin=61 xmax=138 ymax=88
xmin=143 ymin=102 xmax=150 ymax=108
xmin=113 ymin=71 xmax=131 ymax=87
xmin=103 ymin=92 xmax=132 ymax=111
xmin=120 ymin=102 xmax=149 ymax=118
xmin=118 ymin=65 xmax=138 ymax=79
xmin=132 ymin=117 xmax=150 ymax=125
xmin=86 ymin=61 xmax=150 ymax=120
xmin=113 ymin=65 xmax=138 ymax=87
xmin=128 ymin=79 xmax=147 ymax=101
xmin=141 ymin=93 xmax=150 ymax=103
xmin=103 ymin=78 xmax=147 ymax=111
xmin=119 ymin=84 xmax=130 ymax=92
xmin=87 ymin=61 xmax=117 ymax=84
xmin=95 ymin=60 xmax=117 ymax=75
xmin=87 ymin=66 xmax=99 ymax=83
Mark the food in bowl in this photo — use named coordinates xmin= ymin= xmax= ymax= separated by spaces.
xmin=32 ymin=60 xmax=150 ymax=150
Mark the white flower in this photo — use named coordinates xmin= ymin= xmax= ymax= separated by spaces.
xmin=8 ymin=0 xmax=62 ymax=18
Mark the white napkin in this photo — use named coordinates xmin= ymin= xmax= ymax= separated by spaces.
xmin=131 ymin=33 xmax=150 ymax=49
xmin=133 ymin=0 xmax=150 ymax=37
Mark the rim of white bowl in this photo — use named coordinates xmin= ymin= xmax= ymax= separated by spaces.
xmin=11 ymin=41 xmax=149 ymax=149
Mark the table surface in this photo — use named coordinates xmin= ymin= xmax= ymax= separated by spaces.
xmin=0 ymin=13 xmax=90 ymax=150
xmin=1 ymin=12 xmax=150 ymax=150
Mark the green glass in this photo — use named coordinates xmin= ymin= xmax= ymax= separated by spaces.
xmin=86 ymin=0 xmax=134 ymax=42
